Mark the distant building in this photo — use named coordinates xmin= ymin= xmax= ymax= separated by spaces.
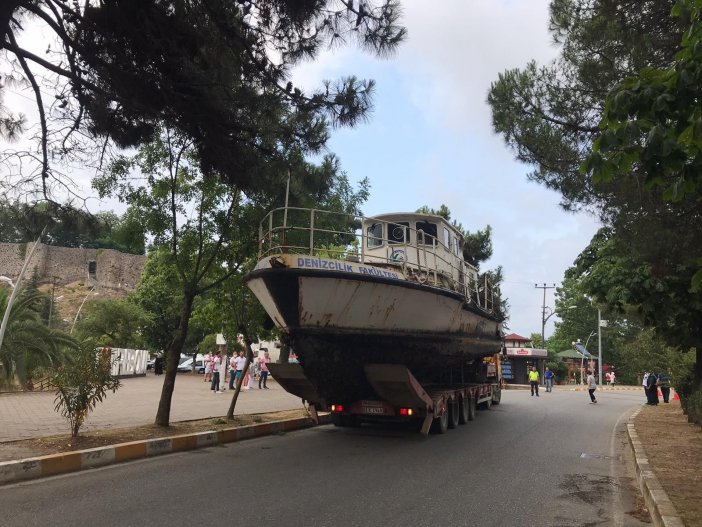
xmin=502 ymin=333 xmax=547 ymax=385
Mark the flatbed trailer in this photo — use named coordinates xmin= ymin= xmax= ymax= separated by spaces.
xmin=269 ymin=360 xmax=501 ymax=435
xmin=329 ymin=364 xmax=501 ymax=434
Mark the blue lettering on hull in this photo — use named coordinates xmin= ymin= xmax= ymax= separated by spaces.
xmin=296 ymin=257 xmax=399 ymax=279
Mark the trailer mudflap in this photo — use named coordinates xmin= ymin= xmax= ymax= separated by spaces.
xmin=364 ymin=364 xmax=434 ymax=410
xmin=267 ymin=363 xmax=324 ymax=407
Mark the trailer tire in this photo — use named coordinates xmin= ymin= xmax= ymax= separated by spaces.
xmin=447 ymin=399 xmax=459 ymax=429
xmin=431 ymin=410 xmax=448 ymax=434
xmin=479 ymin=397 xmax=492 ymax=410
xmin=458 ymin=395 xmax=470 ymax=424
xmin=492 ymin=385 xmax=502 ymax=405
xmin=467 ymin=396 xmax=476 ymax=421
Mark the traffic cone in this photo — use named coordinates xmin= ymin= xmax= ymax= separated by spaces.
xmin=658 ymin=388 xmax=663 ymax=397
xmin=672 ymin=388 xmax=680 ymax=401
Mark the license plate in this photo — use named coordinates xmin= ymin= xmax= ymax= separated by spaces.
xmin=363 ymin=406 xmax=385 ymax=415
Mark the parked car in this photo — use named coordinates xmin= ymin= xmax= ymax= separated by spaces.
xmin=177 ymin=358 xmax=206 ymax=373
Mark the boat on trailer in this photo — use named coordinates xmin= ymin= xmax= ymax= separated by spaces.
xmin=245 ymin=207 xmax=503 ymax=409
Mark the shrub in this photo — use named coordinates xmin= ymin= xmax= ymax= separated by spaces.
xmin=686 ymin=390 xmax=702 ymax=425
xmin=52 ymin=343 xmax=121 ymax=437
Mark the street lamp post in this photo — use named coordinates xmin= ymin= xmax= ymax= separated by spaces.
xmin=0 ymin=231 xmax=44 ymax=354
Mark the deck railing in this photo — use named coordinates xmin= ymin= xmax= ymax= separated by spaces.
xmin=258 ymin=207 xmax=498 ymax=313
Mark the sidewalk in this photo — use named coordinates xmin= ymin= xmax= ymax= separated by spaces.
xmin=0 ymin=373 xmax=305 ymax=442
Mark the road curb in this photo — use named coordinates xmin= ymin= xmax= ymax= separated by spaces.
xmin=626 ymin=408 xmax=685 ymax=527
xmin=0 ymin=414 xmax=330 ymax=486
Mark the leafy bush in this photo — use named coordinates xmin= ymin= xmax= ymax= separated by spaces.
xmin=52 ymin=343 xmax=121 ymax=436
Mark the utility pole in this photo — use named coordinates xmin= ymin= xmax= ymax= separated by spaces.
xmin=535 ymin=283 xmax=556 ymax=346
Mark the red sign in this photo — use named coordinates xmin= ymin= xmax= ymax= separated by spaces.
xmin=516 ymin=348 xmax=529 ymax=355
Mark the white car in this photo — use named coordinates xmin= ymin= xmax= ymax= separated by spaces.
xmin=177 ymin=357 xmax=206 ymax=373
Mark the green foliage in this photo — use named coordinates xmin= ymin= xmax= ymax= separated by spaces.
xmin=198 ymin=334 xmax=219 ymax=356
xmin=73 ymin=298 xmax=153 ymax=349
xmin=545 ymin=360 xmax=568 ymax=383
xmin=0 ymin=200 xmax=144 ymax=254
xmin=52 ymin=342 xmax=121 ymax=437
xmin=0 ymin=287 xmax=77 ymax=387
xmin=415 ymin=204 xmax=493 ymax=266
xmin=4 ymin=1 xmax=405 ymax=200
xmin=488 ymin=0 xmax=683 ymax=211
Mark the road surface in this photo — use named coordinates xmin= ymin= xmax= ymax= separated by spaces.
xmin=0 ymin=389 xmax=649 ymax=526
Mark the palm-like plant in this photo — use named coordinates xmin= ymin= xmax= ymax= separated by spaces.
xmin=0 ymin=288 xmax=77 ymax=387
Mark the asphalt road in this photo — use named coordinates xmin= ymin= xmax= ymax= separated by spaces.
xmin=0 ymin=389 xmax=650 ymax=527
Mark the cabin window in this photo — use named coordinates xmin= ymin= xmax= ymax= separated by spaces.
xmin=443 ymin=228 xmax=450 ymax=249
xmin=416 ymin=221 xmax=437 ymax=246
xmin=366 ymin=223 xmax=383 ymax=248
xmin=388 ymin=222 xmax=409 ymax=244
xmin=454 ymin=236 xmax=461 ymax=256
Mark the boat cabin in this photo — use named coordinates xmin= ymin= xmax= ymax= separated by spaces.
xmin=361 ymin=213 xmax=478 ymax=295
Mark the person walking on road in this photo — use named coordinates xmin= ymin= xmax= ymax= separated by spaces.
xmin=642 ymin=371 xmax=650 ymax=402
xmin=587 ymin=370 xmax=598 ymax=403
xmin=544 ymin=367 xmax=554 ymax=393
xmin=657 ymin=371 xmax=671 ymax=403
xmin=529 ymin=366 xmax=540 ymax=397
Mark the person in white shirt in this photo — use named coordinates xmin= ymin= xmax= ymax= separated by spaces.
xmin=210 ymin=353 xmax=221 ymax=393
xmin=234 ymin=351 xmax=247 ymax=389
xmin=228 ymin=353 xmax=237 ymax=390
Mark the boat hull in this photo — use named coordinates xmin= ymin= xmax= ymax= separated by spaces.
xmin=246 ymin=261 xmax=502 ymax=403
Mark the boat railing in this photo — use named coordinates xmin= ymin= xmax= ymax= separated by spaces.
xmin=258 ymin=207 xmax=499 ymax=314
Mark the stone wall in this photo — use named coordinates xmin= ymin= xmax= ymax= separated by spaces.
xmin=0 ymin=243 xmax=145 ymax=291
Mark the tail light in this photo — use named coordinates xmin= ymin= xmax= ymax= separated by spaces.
xmin=399 ymin=408 xmax=413 ymax=416
xmin=330 ymin=404 xmax=344 ymax=413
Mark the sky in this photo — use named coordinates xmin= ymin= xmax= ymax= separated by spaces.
xmin=290 ymin=1 xmax=601 ymax=339
xmin=3 ymin=1 xmax=601 ymax=340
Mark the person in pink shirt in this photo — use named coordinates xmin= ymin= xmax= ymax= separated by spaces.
xmin=258 ymin=350 xmax=270 ymax=389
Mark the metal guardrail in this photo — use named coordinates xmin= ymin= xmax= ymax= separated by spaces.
xmin=257 ymin=207 xmax=497 ymax=313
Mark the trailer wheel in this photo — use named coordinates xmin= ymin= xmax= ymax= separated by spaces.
xmin=479 ymin=397 xmax=492 ymax=410
xmin=467 ymin=396 xmax=476 ymax=421
xmin=458 ymin=395 xmax=470 ymax=424
xmin=492 ymin=385 xmax=502 ymax=405
xmin=430 ymin=410 xmax=448 ymax=434
xmin=447 ymin=399 xmax=459 ymax=429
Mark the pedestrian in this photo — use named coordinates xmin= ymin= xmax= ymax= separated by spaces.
xmin=258 ymin=350 xmax=270 ymax=389
xmin=544 ymin=367 xmax=554 ymax=393
xmin=657 ymin=371 xmax=671 ymax=403
xmin=234 ymin=351 xmax=247 ymax=389
xmin=154 ymin=354 xmax=163 ymax=376
xmin=228 ymin=352 xmax=238 ymax=390
xmin=248 ymin=351 xmax=258 ymax=390
xmin=605 ymin=371 xmax=611 ymax=385
xmin=204 ymin=354 xmax=213 ymax=383
xmin=211 ymin=353 xmax=221 ymax=393
xmin=646 ymin=371 xmax=659 ymax=405
xmin=528 ymin=366 xmax=540 ymax=397
xmin=610 ymin=371 xmax=616 ymax=386
xmin=641 ymin=371 xmax=650 ymax=404
xmin=587 ymin=369 xmax=598 ymax=403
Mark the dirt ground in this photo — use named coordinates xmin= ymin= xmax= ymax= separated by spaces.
xmin=0 ymin=408 xmax=308 ymax=463
xmin=634 ymin=400 xmax=702 ymax=527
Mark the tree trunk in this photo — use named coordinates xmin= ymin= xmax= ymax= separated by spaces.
xmin=226 ymin=331 xmax=254 ymax=419
xmin=155 ymin=293 xmax=195 ymax=427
